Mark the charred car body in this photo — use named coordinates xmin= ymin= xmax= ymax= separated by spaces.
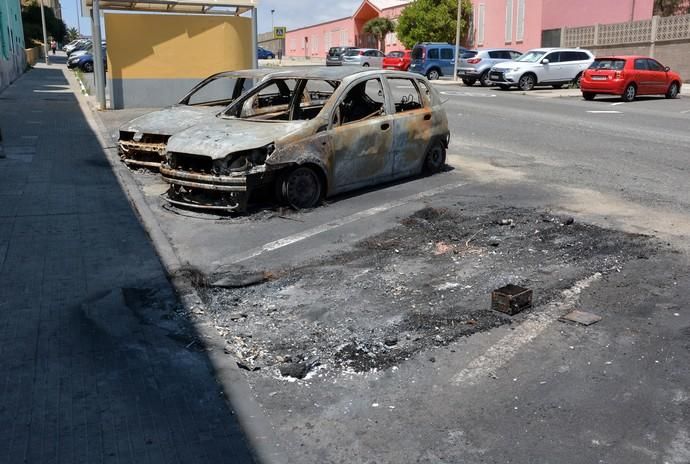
xmin=118 ymin=69 xmax=279 ymax=170
xmin=161 ymin=68 xmax=450 ymax=212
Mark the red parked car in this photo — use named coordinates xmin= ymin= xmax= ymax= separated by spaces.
xmin=581 ymin=56 xmax=682 ymax=102
xmin=383 ymin=50 xmax=412 ymax=71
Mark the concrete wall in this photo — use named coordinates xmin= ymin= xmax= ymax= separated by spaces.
xmin=542 ymin=0 xmax=654 ymax=30
xmin=104 ymin=13 xmax=253 ymax=109
xmin=471 ymin=0 xmax=543 ymax=51
xmin=591 ymin=41 xmax=690 ymax=81
xmin=0 ymin=0 xmax=27 ymax=93
xmin=257 ymin=31 xmax=284 ymax=56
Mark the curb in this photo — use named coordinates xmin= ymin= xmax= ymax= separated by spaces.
xmin=61 ymin=67 xmax=286 ymax=464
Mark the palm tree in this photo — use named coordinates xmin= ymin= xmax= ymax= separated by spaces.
xmin=363 ymin=17 xmax=396 ymax=53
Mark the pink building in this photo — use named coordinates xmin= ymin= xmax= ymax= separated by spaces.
xmin=285 ymin=0 xmax=411 ymax=58
xmin=285 ymin=0 xmax=656 ymax=59
xmin=472 ymin=0 xmax=655 ymax=51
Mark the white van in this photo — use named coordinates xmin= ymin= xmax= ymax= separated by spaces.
xmin=489 ymin=48 xmax=594 ymax=90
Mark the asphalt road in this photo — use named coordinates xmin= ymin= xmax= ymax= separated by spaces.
xmin=98 ymin=85 xmax=690 ymax=464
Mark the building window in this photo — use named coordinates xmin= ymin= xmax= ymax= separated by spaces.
xmin=516 ymin=0 xmax=525 ymax=42
xmin=312 ymin=35 xmax=319 ymax=54
xmin=505 ymin=0 xmax=513 ymax=43
xmin=341 ymin=30 xmax=347 ymax=46
xmin=325 ymin=31 xmax=330 ymax=51
xmin=478 ymin=3 xmax=485 ymax=46
xmin=290 ymin=38 xmax=296 ymax=51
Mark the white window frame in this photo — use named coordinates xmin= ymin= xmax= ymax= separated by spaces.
xmin=341 ymin=30 xmax=347 ymax=46
xmin=516 ymin=0 xmax=525 ymax=42
xmin=478 ymin=3 xmax=485 ymax=46
xmin=505 ymin=0 xmax=513 ymax=44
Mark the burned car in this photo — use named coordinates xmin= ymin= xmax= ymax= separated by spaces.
xmin=161 ymin=68 xmax=450 ymax=212
xmin=118 ymin=68 xmax=279 ymax=169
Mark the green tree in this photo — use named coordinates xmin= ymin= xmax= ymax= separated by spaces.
xmin=21 ymin=1 xmax=67 ymax=46
xmin=66 ymin=27 xmax=80 ymax=43
xmin=363 ymin=17 xmax=396 ymax=53
xmin=396 ymin=0 xmax=473 ymax=50
xmin=654 ymin=0 xmax=690 ymax=15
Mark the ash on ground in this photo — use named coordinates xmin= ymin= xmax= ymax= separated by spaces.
xmin=198 ymin=206 xmax=657 ymax=379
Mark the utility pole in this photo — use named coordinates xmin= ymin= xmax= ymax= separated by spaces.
xmin=40 ymin=0 xmax=49 ymax=64
xmin=271 ymin=9 xmax=275 ymax=30
xmin=76 ymin=0 xmax=82 ymax=36
xmin=453 ymin=0 xmax=462 ymax=81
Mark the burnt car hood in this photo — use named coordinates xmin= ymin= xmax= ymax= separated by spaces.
xmin=120 ymin=106 xmax=220 ymax=136
xmin=166 ymin=119 xmax=307 ymax=160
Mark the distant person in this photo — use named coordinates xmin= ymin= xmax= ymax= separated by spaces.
xmin=50 ymin=40 xmax=57 ymax=55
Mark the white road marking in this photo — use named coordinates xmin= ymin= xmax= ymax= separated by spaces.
xmin=451 ymin=273 xmax=602 ymax=386
xmin=681 ymin=109 xmax=690 ymax=114
xmin=231 ymin=182 xmax=465 ymax=264
xmin=441 ymin=91 xmax=497 ymax=98
xmin=610 ymin=102 xmax=625 ymax=106
xmin=587 ymin=110 xmax=622 ymax=114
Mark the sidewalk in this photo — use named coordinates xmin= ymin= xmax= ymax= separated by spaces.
xmin=0 ymin=60 xmax=254 ymax=463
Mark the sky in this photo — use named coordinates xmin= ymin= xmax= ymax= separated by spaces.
xmin=58 ymin=0 xmax=364 ymax=37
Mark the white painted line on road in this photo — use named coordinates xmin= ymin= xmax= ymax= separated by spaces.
xmin=231 ymin=182 xmax=465 ymax=264
xmin=451 ymin=272 xmax=602 ymax=386
xmin=610 ymin=102 xmax=625 ymax=106
xmin=681 ymin=109 xmax=690 ymax=114
xmin=440 ymin=91 xmax=497 ymax=97
xmin=587 ymin=110 xmax=622 ymax=114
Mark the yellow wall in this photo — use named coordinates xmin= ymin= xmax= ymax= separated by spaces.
xmin=104 ymin=13 xmax=253 ymax=80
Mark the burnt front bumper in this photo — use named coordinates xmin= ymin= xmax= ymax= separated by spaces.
xmin=160 ymin=164 xmax=274 ymax=212
xmin=119 ymin=139 xmax=167 ymax=169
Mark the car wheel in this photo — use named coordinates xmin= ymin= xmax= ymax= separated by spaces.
xmin=83 ymin=62 xmax=94 ymax=73
xmin=498 ymin=84 xmax=511 ymax=91
xmin=582 ymin=92 xmax=596 ymax=101
xmin=573 ymin=72 xmax=583 ymax=88
xmin=552 ymin=83 xmax=564 ymax=89
xmin=427 ymin=69 xmax=440 ymax=80
xmin=666 ymin=82 xmax=679 ymax=99
xmin=281 ymin=167 xmax=323 ymax=210
xmin=423 ymin=140 xmax=446 ymax=174
xmin=462 ymin=78 xmax=476 ymax=86
xmin=479 ymin=70 xmax=492 ymax=87
xmin=518 ymin=74 xmax=536 ymax=91
xmin=362 ymin=62 xmax=370 ymax=67
xmin=622 ymin=83 xmax=636 ymax=102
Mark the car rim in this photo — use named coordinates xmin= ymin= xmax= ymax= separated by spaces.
xmin=626 ymin=86 xmax=635 ymax=101
xmin=519 ymin=75 xmax=533 ymax=90
xmin=429 ymin=70 xmax=439 ymax=80
xmin=480 ymin=72 xmax=490 ymax=86
xmin=286 ymin=168 xmax=320 ymax=209
xmin=670 ymin=84 xmax=678 ymax=97
xmin=426 ymin=143 xmax=445 ymax=172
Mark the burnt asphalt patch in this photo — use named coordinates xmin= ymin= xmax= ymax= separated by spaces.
xmin=198 ymin=205 xmax=661 ymax=379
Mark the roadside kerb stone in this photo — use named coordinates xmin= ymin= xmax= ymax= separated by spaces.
xmin=63 ymin=68 xmax=287 ymax=464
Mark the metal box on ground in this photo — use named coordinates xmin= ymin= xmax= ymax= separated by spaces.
xmin=492 ymin=284 xmax=532 ymax=315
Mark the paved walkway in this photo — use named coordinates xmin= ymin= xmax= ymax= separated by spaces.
xmin=0 ymin=60 xmax=254 ymax=463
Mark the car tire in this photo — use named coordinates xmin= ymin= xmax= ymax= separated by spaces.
xmin=582 ymin=92 xmax=596 ymax=101
xmin=281 ymin=166 xmax=323 ymax=210
xmin=666 ymin=82 xmax=679 ymax=99
xmin=83 ymin=62 xmax=94 ymax=73
xmin=423 ymin=140 xmax=446 ymax=175
xmin=362 ymin=63 xmax=370 ymax=67
xmin=427 ymin=69 xmax=440 ymax=80
xmin=462 ymin=78 xmax=476 ymax=86
xmin=573 ymin=72 xmax=583 ymax=89
xmin=622 ymin=83 xmax=636 ymax=102
xmin=518 ymin=74 xmax=536 ymax=91
xmin=479 ymin=70 xmax=492 ymax=87
xmin=498 ymin=84 xmax=511 ymax=90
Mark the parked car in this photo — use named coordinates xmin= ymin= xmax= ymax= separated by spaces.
xmin=341 ymin=48 xmax=385 ymax=67
xmin=409 ymin=42 xmax=468 ymax=80
xmin=489 ymin=48 xmax=594 ymax=90
xmin=66 ymin=40 xmax=92 ymax=57
xmin=580 ymin=56 xmax=682 ymax=102
xmin=457 ymin=48 xmax=523 ymax=86
xmin=68 ymin=48 xmax=106 ymax=73
xmin=257 ymin=47 xmax=275 ymax=59
xmin=63 ymin=39 xmax=82 ymax=52
xmin=326 ymin=46 xmax=357 ymax=66
xmin=119 ymin=69 xmax=279 ymax=169
xmin=160 ymin=68 xmax=450 ymax=212
xmin=383 ymin=50 xmax=412 ymax=71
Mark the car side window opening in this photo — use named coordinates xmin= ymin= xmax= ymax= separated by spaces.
xmin=291 ymin=79 xmax=339 ymax=121
xmin=440 ymin=48 xmax=453 ymax=60
xmin=335 ymin=78 xmax=386 ymax=126
xmin=388 ymin=78 xmax=424 ymax=113
xmin=428 ymin=48 xmax=439 ymax=60
xmin=544 ymin=52 xmax=560 ymax=63
xmin=184 ymin=76 xmax=240 ymax=106
xmin=416 ymin=79 xmax=432 ymax=104
xmin=646 ymin=59 xmax=664 ymax=72
xmin=222 ymin=78 xmax=297 ymax=120
xmin=634 ymin=59 xmax=649 ymax=70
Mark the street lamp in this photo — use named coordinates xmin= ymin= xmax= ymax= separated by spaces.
xmin=453 ymin=0 xmax=462 ymax=81
xmin=271 ymin=9 xmax=275 ymax=30
xmin=39 ymin=0 xmax=49 ymax=64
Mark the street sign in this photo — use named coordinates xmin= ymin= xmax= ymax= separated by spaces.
xmin=273 ymin=27 xmax=286 ymax=39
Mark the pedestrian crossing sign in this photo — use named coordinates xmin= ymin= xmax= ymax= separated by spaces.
xmin=273 ymin=27 xmax=286 ymax=39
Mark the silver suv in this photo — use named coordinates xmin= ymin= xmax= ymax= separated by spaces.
xmin=489 ymin=48 xmax=594 ymax=91
xmin=457 ymin=48 xmax=523 ymax=87
xmin=342 ymin=48 xmax=385 ymax=67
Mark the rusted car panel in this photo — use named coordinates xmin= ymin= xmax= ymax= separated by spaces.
xmin=160 ymin=68 xmax=450 ymax=212
xmin=117 ymin=69 xmax=280 ymax=170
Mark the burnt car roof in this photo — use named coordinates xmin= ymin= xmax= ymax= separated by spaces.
xmin=263 ymin=67 xmax=430 ymax=81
